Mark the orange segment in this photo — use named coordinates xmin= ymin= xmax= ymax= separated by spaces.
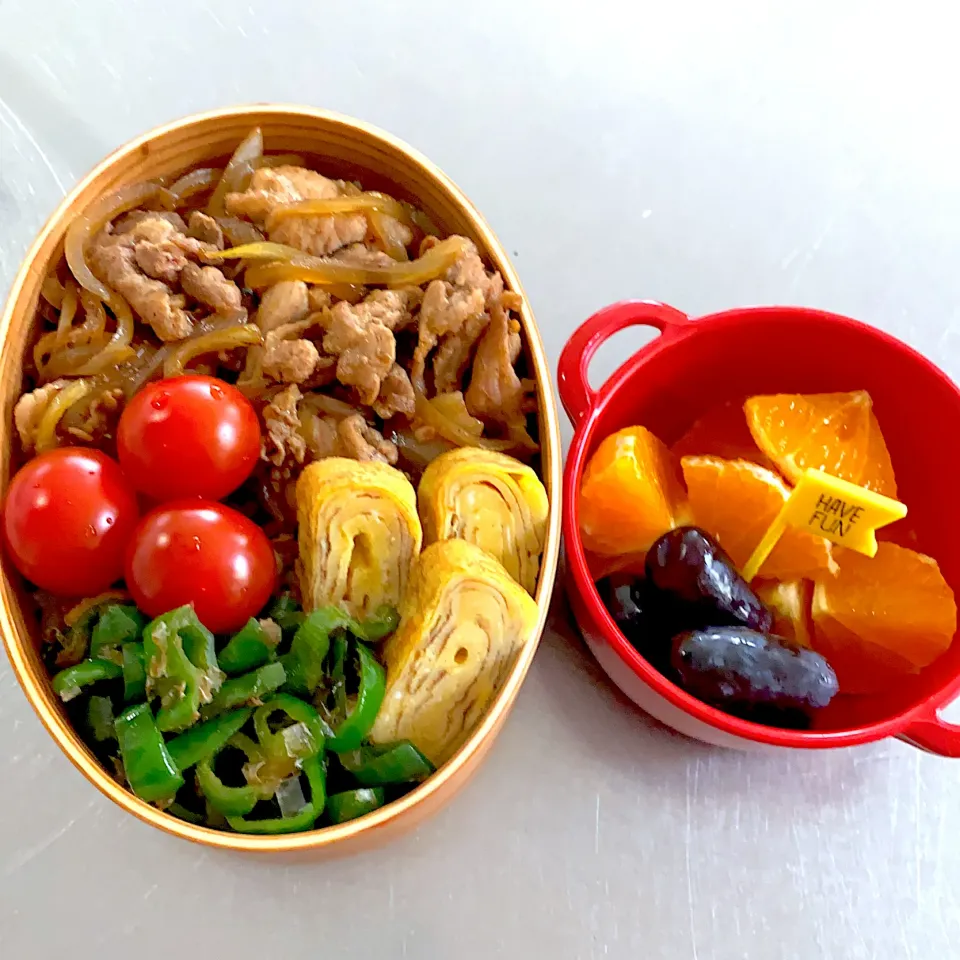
xmin=811 ymin=543 xmax=956 ymax=694
xmin=754 ymin=579 xmax=813 ymax=647
xmin=680 ymin=455 xmax=836 ymax=580
xmin=672 ymin=401 xmax=775 ymax=469
xmin=579 ymin=426 xmax=689 ymax=556
xmin=744 ymin=390 xmax=897 ymax=497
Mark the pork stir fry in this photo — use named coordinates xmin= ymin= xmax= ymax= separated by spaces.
xmin=19 ymin=129 xmax=539 ymax=532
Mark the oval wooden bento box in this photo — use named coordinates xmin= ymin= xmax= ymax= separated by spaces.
xmin=0 ymin=105 xmax=562 ymax=856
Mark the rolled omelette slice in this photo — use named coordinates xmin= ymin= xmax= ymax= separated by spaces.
xmin=297 ymin=457 xmax=422 ymax=619
xmin=370 ymin=539 xmax=539 ymax=765
xmin=417 ymin=448 xmax=549 ymax=595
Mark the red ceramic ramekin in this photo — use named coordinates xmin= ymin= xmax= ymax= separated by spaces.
xmin=559 ymin=300 xmax=960 ymax=755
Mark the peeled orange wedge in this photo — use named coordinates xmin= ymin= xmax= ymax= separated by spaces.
xmin=811 ymin=543 xmax=957 ymax=694
xmin=579 ymin=426 xmax=689 ymax=556
xmin=680 ymin=455 xmax=836 ymax=580
xmin=754 ymin=579 xmax=813 ymax=647
xmin=744 ymin=390 xmax=897 ymax=497
xmin=672 ymin=401 xmax=774 ymax=468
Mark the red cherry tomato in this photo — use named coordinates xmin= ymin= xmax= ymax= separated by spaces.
xmin=2 ymin=448 xmax=139 ymax=597
xmin=125 ymin=500 xmax=276 ymax=634
xmin=117 ymin=375 xmax=260 ymax=502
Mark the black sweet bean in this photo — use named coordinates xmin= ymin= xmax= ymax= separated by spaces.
xmin=646 ymin=527 xmax=773 ymax=633
xmin=670 ymin=627 xmax=839 ymax=717
xmin=598 ymin=574 xmax=676 ymax=670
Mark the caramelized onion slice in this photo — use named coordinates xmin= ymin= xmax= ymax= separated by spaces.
xmin=207 ymin=127 xmax=263 ymax=216
xmin=37 ymin=342 xmax=105 ymax=382
xmin=163 ymin=324 xmax=262 ymax=378
xmin=55 ymin=282 xmax=80 ymax=345
xmin=413 ymin=389 xmax=512 ymax=452
xmin=72 ymin=342 xmax=136 ymax=377
xmin=407 ymin=205 xmax=441 ymax=239
xmin=64 ymin=181 xmax=161 ymax=301
xmin=37 ymin=283 xmax=113 ymax=373
xmin=209 ymin=235 xmax=467 ymax=289
xmin=49 ymin=292 xmax=137 ymax=379
xmin=264 ymin=193 xmax=411 ymax=233
xmin=166 ymin=167 xmax=222 ymax=205
xmin=106 ymin=291 xmax=134 ymax=348
xmin=369 ymin=209 xmax=409 ymax=262
xmin=41 ymin=276 xmax=65 ymax=308
xmin=216 ymin=216 xmax=264 ymax=247
xmin=299 ymin=392 xmax=362 ymax=420
xmin=33 ymin=331 xmax=62 ymax=374
xmin=78 ymin=289 xmax=107 ymax=338
xmin=390 ymin=428 xmax=456 ymax=478
xmin=35 ymin=379 xmax=93 ymax=452
xmin=36 ymin=284 xmax=123 ymax=381
xmin=127 ymin=343 xmax=173 ymax=395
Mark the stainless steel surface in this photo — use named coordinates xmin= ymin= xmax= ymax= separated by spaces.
xmin=1 ymin=1 xmax=958 ymax=957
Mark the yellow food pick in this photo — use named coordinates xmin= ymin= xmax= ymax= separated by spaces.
xmin=742 ymin=469 xmax=907 ymax=582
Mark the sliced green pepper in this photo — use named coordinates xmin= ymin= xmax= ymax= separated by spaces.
xmin=86 ymin=695 xmax=116 ymax=742
xmin=325 ymin=787 xmax=385 ymax=824
xmin=196 ymin=738 xmax=259 ymax=817
xmin=201 ymin=661 xmax=286 ymax=719
xmin=282 ymin=606 xmax=399 ymax=698
xmin=115 ymin=703 xmax=184 ymax=803
xmin=252 ymin=694 xmax=328 ymax=757
xmin=197 ymin=696 xmax=328 ymax=822
xmin=327 ymin=632 xmax=349 ymax=723
xmin=166 ymin=801 xmax=204 ymax=825
xmin=54 ymin=597 xmax=143 ymax=668
xmin=266 ymin=594 xmax=305 ymax=633
xmin=121 ymin=643 xmax=147 ymax=703
xmin=51 ymin=658 xmax=122 ymax=702
xmin=280 ymin=611 xmax=335 ymax=697
xmin=226 ymin=752 xmax=326 ymax=834
xmin=357 ymin=604 xmax=401 ymax=642
xmin=167 ymin=707 xmax=253 ymax=772
xmin=143 ymin=606 xmax=225 ymax=733
xmin=218 ymin=619 xmax=279 ymax=675
xmin=326 ymin=643 xmax=386 ymax=753
xmin=90 ymin=605 xmax=145 ymax=661
xmin=198 ymin=726 xmax=305 ymax=818
xmin=339 ymin=741 xmax=434 ymax=786
xmin=242 ymin=697 xmax=326 ymax=802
